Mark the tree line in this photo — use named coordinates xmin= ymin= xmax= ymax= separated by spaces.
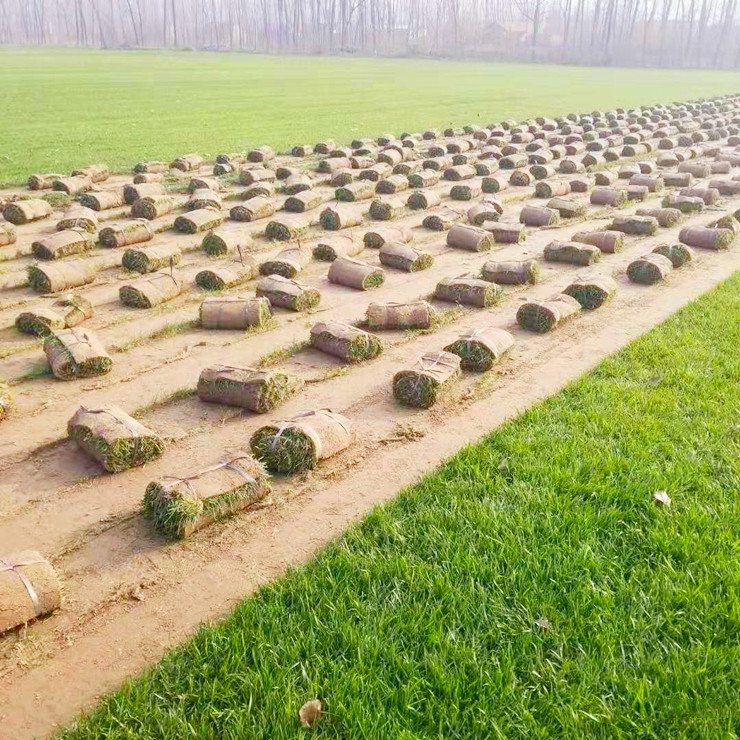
xmin=1 ymin=0 xmax=739 ymax=69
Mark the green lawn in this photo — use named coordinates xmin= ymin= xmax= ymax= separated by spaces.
xmin=61 ymin=272 xmax=740 ymax=738
xmin=1 ymin=48 xmax=739 ymax=185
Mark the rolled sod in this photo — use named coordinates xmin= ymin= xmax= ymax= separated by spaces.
xmin=256 ymin=275 xmax=321 ymax=311
xmin=520 ymin=206 xmax=560 ymax=226
xmin=32 ymin=230 xmax=94 ymax=260
xmin=365 ymin=301 xmax=437 ymax=330
xmin=516 ymin=294 xmax=582 ymax=333
xmin=378 ymin=242 xmax=433 ymax=272
xmin=450 ymin=183 xmax=482 ymax=201
xmin=363 ymin=227 xmax=411 ymax=249
xmin=53 ymin=176 xmax=92 ymax=195
xmin=483 ymin=222 xmax=526 ymax=244
xmin=652 ymin=243 xmax=694 ymax=268
xmin=0 ymin=222 xmax=16 ymax=246
xmin=99 ymin=220 xmax=154 ymax=248
xmin=543 ymin=241 xmax=601 ymax=266
xmin=422 ymin=208 xmax=465 ymax=231
xmin=328 ymin=257 xmax=385 ymax=290
xmin=259 ymin=246 xmax=309 ymax=279
xmin=200 ymin=297 xmax=272 ymax=330
xmin=27 ymin=261 xmax=95 ymax=294
xmin=336 ymin=182 xmax=374 ymax=202
xmin=312 ymin=235 xmax=363 ymax=261
xmin=68 ymin=405 xmax=164 ymax=473
xmin=56 ymin=206 xmax=99 ymax=233
xmin=481 ymin=259 xmax=540 ymax=285
xmin=187 ymin=189 xmax=222 ymax=211
xmin=369 ymin=197 xmax=405 ymax=221
xmin=310 ymin=321 xmax=383 ymax=362
xmin=202 ymin=230 xmax=253 ymax=257
xmin=123 ymin=244 xmax=183 ymax=274
xmin=679 ymin=226 xmax=735 ymax=250
xmin=0 ymin=551 xmax=61 ymax=633
xmin=407 ymin=190 xmax=441 ymax=210
xmin=571 ymin=230 xmax=624 ymax=254
xmin=590 ymin=187 xmax=628 ymax=207
xmin=265 ymin=217 xmax=310 ymax=242
xmin=3 ymin=199 xmax=53 ymax=225
xmin=635 ymin=207 xmax=683 ymax=228
xmin=535 ymin=180 xmax=571 ymax=198
xmin=175 ymin=208 xmax=225 ymax=234
xmin=563 ymin=275 xmax=618 ymax=310
xmin=467 ymin=198 xmax=503 ymax=226
xmin=320 ymin=205 xmax=363 ymax=231
xmin=393 ymin=351 xmax=462 ymax=408
xmin=196 ymin=261 xmax=256 ymax=291
xmin=283 ymin=174 xmax=313 ymax=195
xmin=608 ymin=215 xmax=659 ymax=236
xmin=198 ymin=366 xmax=301 ymax=412
xmin=376 ymin=175 xmax=409 ymax=194
xmin=627 ymin=254 xmax=674 ymax=284
xmin=444 ymin=327 xmax=514 ymax=371
xmin=131 ymin=195 xmax=177 ymax=220
xmin=44 ymin=327 xmax=112 ymax=379
xmin=171 ymin=153 xmax=204 ymax=172
xmin=434 ymin=276 xmax=501 ymax=307
xmin=661 ymin=194 xmax=704 ymax=214
xmin=230 ymin=196 xmax=275 ymax=222
xmin=120 ymin=274 xmax=183 ymax=309
xmin=16 ymin=295 xmax=92 ymax=335
xmin=482 ymin=176 xmax=509 ymax=193
xmin=284 ymin=191 xmax=322 ymax=213
xmin=408 ymin=170 xmax=440 ymax=188
xmin=546 ymin=197 xmax=587 ymax=219
xmin=28 ymin=172 xmax=63 ymax=190
xmin=508 ymin=170 xmax=532 ymax=187
xmin=250 ymin=409 xmax=352 ymax=474
xmin=447 ymin=224 xmax=494 ymax=252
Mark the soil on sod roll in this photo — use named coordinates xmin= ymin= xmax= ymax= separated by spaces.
xmin=197 ymin=366 xmax=302 ymax=412
xmin=0 ymin=551 xmax=62 ymax=634
xmin=99 ymin=220 xmax=153 ymax=248
xmin=534 ymin=179 xmax=571 ymax=198
xmin=546 ymin=197 xmax=587 ymax=219
xmin=627 ymin=253 xmax=674 ymax=284
xmin=434 ymin=276 xmax=501 ymax=307
xmin=143 ymin=454 xmax=271 ymax=539
xmin=365 ymin=301 xmax=437 ymax=330
xmin=543 ymin=241 xmax=601 ymax=266
xmin=259 ymin=246 xmax=310 ymax=278
xmin=200 ymin=296 xmax=272 ymax=330
xmin=44 ymin=327 xmax=112 ymax=380
xmin=520 ymin=205 xmax=560 ymax=226
xmin=122 ymin=244 xmax=183 ymax=274
xmin=3 ymin=199 xmax=53 ymax=225
xmin=393 ymin=350 xmax=462 ymax=408
xmin=483 ymin=222 xmax=526 ymax=244
xmin=256 ymin=275 xmax=321 ymax=311
xmin=563 ymin=275 xmax=618 ymax=310
xmin=67 ymin=405 xmax=164 ymax=473
xmin=378 ymin=242 xmax=433 ymax=272
xmin=171 ymin=153 xmax=204 ymax=172
xmin=450 ymin=183 xmax=482 ymax=201
xmin=571 ymin=229 xmax=624 ymax=253
xmin=27 ymin=261 xmax=96 ymax=294
xmin=52 ymin=176 xmax=92 ymax=196
xmin=444 ymin=327 xmax=515 ymax=371
xmin=328 ymin=257 xmax=385 ymax=290
xmin=312 ymin=235 xmax=363 ymax=261
xmin=283 ymin=174 xmax=313 ymax=195
xmin=320 ymin=205 xmax=364 ymax=231
xmin=309 ymin=321 xmax=383 ymax=362
xmin=652 ymin=243 xmax=694 ymax=267
xmin=376 ymin=175 xmax=409 ymax=194
xmin=250 ymin=409 xmax=352 ymax=474
xmin=31 ymin=230 xmax=94 ymax=260
xmin=516 ymin=294 xmax=582 ymax=333
xmin=124 ymin=184 xmax=166 ymax=205
xmin=679 ymin=226 xmax=735 ymax=250
xmin=480 ymin=259 xmax=540 ymax=285
xmin=119 ymin=273 xmax=183 ymax=309
xmin=408 ymin=170 xmax=441 ymax=188
xmin=195 ymin=260 xmax=256 ymax=290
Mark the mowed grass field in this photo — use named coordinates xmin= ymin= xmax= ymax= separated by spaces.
xmin=61 ymin=273 xmax=740 ymax=738
xmin=1 ymin=48 xmax=740 ymax=184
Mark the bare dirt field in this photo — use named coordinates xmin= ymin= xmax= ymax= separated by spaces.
xmin=1 ymin=98 xmax=739 ymax=738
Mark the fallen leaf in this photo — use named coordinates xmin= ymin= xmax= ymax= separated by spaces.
xmin=299 ymin=699 xmax=322 ymax=728
xmin=535 ymin=617 xmax=550 ymax=633
xmin=653 ymin=490 xmax=671 ymax=507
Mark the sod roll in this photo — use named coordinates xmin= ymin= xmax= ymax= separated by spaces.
xmin=320 ymin=205 xmax=363 ymax=231
xmin=627 ymin=254 xmax=674 ymax=284
xmin=189 ymin=177 xmax=222 ymax=192
xmin=662 ymin=194 xmax=704 ymax=214
xmin=407 ymin=190 xmax=441 ymax=210
xmin=3 ymin=199 xmax=53 ymax=225
xmin=265 ymin=217 xmax=311 ymax=242
xmin=28 ymin=173 xmax=63 ymax=190
xmin=32 ymin=229 xmax=93 ymax=260
xmin=546 ymin=197 xmax=587 ymax=219
xmin=198 ymin=366 xmax=301 ymax=412
xmin=393 ymin=351 xmax=461 ymax=408
xmin=79 ymin=190 xmax=126 ymax=211
xmin=0 ymin=223 xmax=16 ymax=247
xmin=328 ymin=257 xmax=385 ymax=290
xmin=635 ymin=207 xmax=683 ymax=228
xmin=444 ymin=327 xmax=514 ymax=371
xmin=422 ymin=207 xmax=465 ymax=231
xmin=571 ymin=230 xmax=624 ymax=254
xmin=131 ymin=195 xmax=177 ymax=220
xmin=543 ymin=240 xmax=601 ymax=266
xmin=135 ymin=172 xmax=165 ymax=182
xmin=408 ymin=170 xmax=441 ymax=188
xmin=124 ymin=183 xmax=165 ymax=205
xmin=99 ymin=220 xmax=153 ymax=248
xmin=187 ymin=189 xmax=222 ymax=211
xmin=72 ymin=164 xmax=109 ymax=183
xmin=563 ymin=275 xmax=617 ymax=309
xmin=250 ymin=409 xmax=352 ymax=474
xmin=450 ymin=183 xmax=482 ymax=201
xmin=363 ymin=227 xmax=411 ymax=249
xmin=378 ymin=242 xmax=433 ymax=272
xmin=482 ymin=176 xmax=509 ymax=193
xmin=679 ymin=226 xmax=735 ymax=250
xmin=121 ymin=244 xmax=182 ymax=274
xmin=481 ymin=259 xmax=540 ymax=285
xmin=27 ymin=260 xmax=95 ymax=293
xmin=53 ymin=176 xmax=92 ymax=195
xmin=336 ymin=182 xmax=374 ymax=202
xmin=171 ymin=153 xmax=204 ymax=172
xmin=608 ymin=215 xmax=659 ymax=235
xmin=590 ymin=187 xmax=627 ymax=207
xmin=200 ymin=296 xmax=272 ymax=329
xmin=434 ymin=276 xmax=501 ymax=307
xmin=68 ymin=405 xmax=164 ymax=472
xmin=535 ymin=180 xmax=571 ymax=198
xmin=256 ymin=275 xmax=321 ymax=311
xmin=520 ymin=206 xmax=559 ymax=226
xmin=369 ymin=197 xmax=405 ymax=221
xmin=365 ymin=301 xmax=436 ymax=330
xmin=202 ymin=230 xmax=253 ymax=257
xmin=133 ymin=161 xmax=167 ymax=174
xmin=447 ymin=224 xmax=495 ymax=252
xmin=196 ymin=260 xmax=256 ymax=290
xmin=376 ymin=175 xmax=409 ymax=194
xmin=44 ymin=327 xmax=112 ymax=379
xmin=119 ymin=273 xmax=183 ymax=309
xmin=0 ymin=551 xmax=61 ymax=634
xmin=175 ymin=208 xmax=224 ymax=234
xmin=230 ymin=196 xmax=275 ymax=222
xmin=16 ymin=295 xmax=92 ymax=335
xmin=310 ymin=321 xmax=383 ymax=362
xmin=56 ymin=207 xmax=98 ymax=233
xmin=483 ymin=222 xmax=526 ymax=244
xmin=284 ymin=174 xmax=314 ymax=195
xmin=312 ymin=235 xmax=363 ymax=261
xmin=259 ymin=245 xmax=310 ymax=278
xmin=285 ymin=191 xmax=323 ymax=213
xmin=652 ymin=243 xmax=694 ymax=268
xmin=467 ymin=198 xmax=503 ymax=226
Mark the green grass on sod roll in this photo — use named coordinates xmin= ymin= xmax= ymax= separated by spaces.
xmin=59 ymin=272 xmax=740 ymax=738
xmin=70 ymin=428 xmax=164 ymax=473
xmin=443 ymin=339 xmax=496 ymax=372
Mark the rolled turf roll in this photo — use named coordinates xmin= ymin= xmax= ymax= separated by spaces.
xmin=284 ymin=174 xmax=314 ymax=195
xmin=242 ymin=184 xmax=277 ymax=200
xmin=679 ymin=226 xmax=735 ymax=250
xmin=363 ymin=226 xmax=412 ymax=249
xmin=571 ymin=229 xmax=624 ymax=253
xmin=594 ymin=171 xmax=617 ymax=186
xmin=53 ymin=176 xmax=92 ymax=195
xmin=3 ymin=199 xmax=53 ymax=225
xmin=543 ymin=240 xmax=601 ymax=266
xmin=627 ymin=253 xmax=674 ymax=284
xmin=607 ymin=215 xmax=659 ymax=235
xmin=626 ymin=184 xmax=649 ymax=202
xmin=72 ymin=164 xmax=109 ymax=183
xmin=44 ymin=327 xmax=112 ymax=379
xmin=314 ymin=140 xmax=336 ymax=155
xmin=123 ymin=182 xmax=166 ymax=205
xmin=590 ymin=186 xmax=627 ymax=207
xmin=31 ymin=229 xmax=94 ymax=260
xmin=434 ymin=276 xmax=501 ymax=307
xmin=336 ymin=182 xmax=375 ymax=202
xmin=27 ymin=261 xmax=95 ymax=294
xmin=482 ymin=175 xmax=509 ymax=193
xmin=509 ymin=169 xmax=532 ymax=187
xmin=124 ymin=244 xmax=180 ymax=277
xmin=365 ymin=301 xmax=437 ymax=330
xmin=67 ymin=405 xmax=164 ymax=472
xmin=292 ymin=144 xmax=313 ymax=157
xmin=450 ymin=182 xmax=482 ymax=200
xmin=195 ymin=256 xmax=257 ymax=289
xmin=662 ymin=172 xmax=693 ymax=188
xmin=661 ymin=193 xmax=704 ymax=214
xmin=443 ymin=164 xmax=476 ymax=181
xmin=230 ymin=196 xmax=275 ymax=222
xmin=563 ymin=275 xmax=617 ymax=309
xmin=189 ymin=177 xmax=222 ymax=192
xmin=143 ymin=453 xmax=270 ymax=539
xmin=310 ymin=321 xmax=383 ymax=362
xmin=393 ymin=351 xmax=462 ymax=408
xmin=376 ymin=175 xmax=409 ymax=194
xmin=529 ymin=164 xmax=556 ymax=180
xmin=481 ymin=259 xmax=540 ymax=285
xmin=329 ymin=169 xmax=354 ymax=187
xmin=422 ymin=207 xmax=465 ymax=231
xmin=678 ymin=161 xmax=711 ymax=178
xmin=447 ymin=224 xmax=495 ymax=252
xmin=200 ymin=296 xmax=272 ymax=329
xmin=423 ymin=156 xmax=453 ymax=171
xmin=284 ymin=190 xmax=323 ymax=213
xmin=175 ymin=208 xmax=224 ymax=234
xmin=499 ymin=155 xmax=528 ymax=170
xmin=369 ymin=197 xmax=405 ymax=221
xmin=707 ymin=179 xmax=740 ymax=197
xmin=56 ymin=206 xmax=98 ymax=233
xmin=238 ymin=166 xmax=276 ymax=186
xmin=320 ymin=204 xmax=364 ymax=231
xmin=131 ymin=195 xmax=177 ymax=220
xmin=535 ymin=179 xmax=571 ymax=198
xmin=520 ymin=205 xmax=559 ymax=226
xmin=313 ymin=234 xmax=363 ymax=261
xmin=187 ymin=189 xmax=222 ymax=211
xmin=135 ymin=172 xmax=164 ymax=184
xmin=317 ymin=157 xmax=352 ymax=174
xmin=475 ymin=161 xmax=500 ymax=177
xmin=546 ymin=197 xmax=587 ymax=219
xmin=444 ymin=327 xmax=515 ymax=371
xmin=28 ymin=173 xmax=63 ymax=190
xmin=483 ymin=222 xmax=526 ymax=244
xmin=706 ymin=215 xmax=739 ymax=234
xmin=635 ymin=207 xmax=683 ymax=228
xmin=202 ymin=229 xmax=253 ymax=257
xmin=133 ymin=161 xmax=167 ymax=174
xmin=119 ymin=273 xmax=183 ymax=308
xmin=516 ymin=294 xmax=582 ymax=333
xmin=250 ymin=409 xmax=352 ymax=474
xmin=99 ymin=219 xmax=153 ymax=248
xmin=259 ymin=245 xmax=310 ymax=278
xmin=0 ymin=551 xmax=62 ymax=634
xmin=198 ymin=366 xmax=301 ymax=412
xmin=328 ymin=256 xmax=385 ymax=290
xmin=171 ymin=153 xmax=204 ymax=172
xmin=265 ymin=216 xmax=311 ymax=242
xmin=379 ymin=242 xmax=433 ymax=272
xmin=679 ymin=186 xmax=720 ymax=205
xmin=408 ymin=170 xmax=441 ymax=188
xmin=256 ymin=275 xmax=321 ymax=311
xmin=16 ymin=295 xmax=93 ymax=335
xmin=0 ymin=222 xmax=16 ymax=246
xmin=467 ymin=198 xmax=503 ymax=226
xmin=407 ymin=189 xmax=441 ymax=210
xmin=652 ymin=243 xmax=694 ymax=268
xmin=629 ymin=174 xmax=664 ymax=192
xmin=360 ymin=163 xmax=392 ymax=182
